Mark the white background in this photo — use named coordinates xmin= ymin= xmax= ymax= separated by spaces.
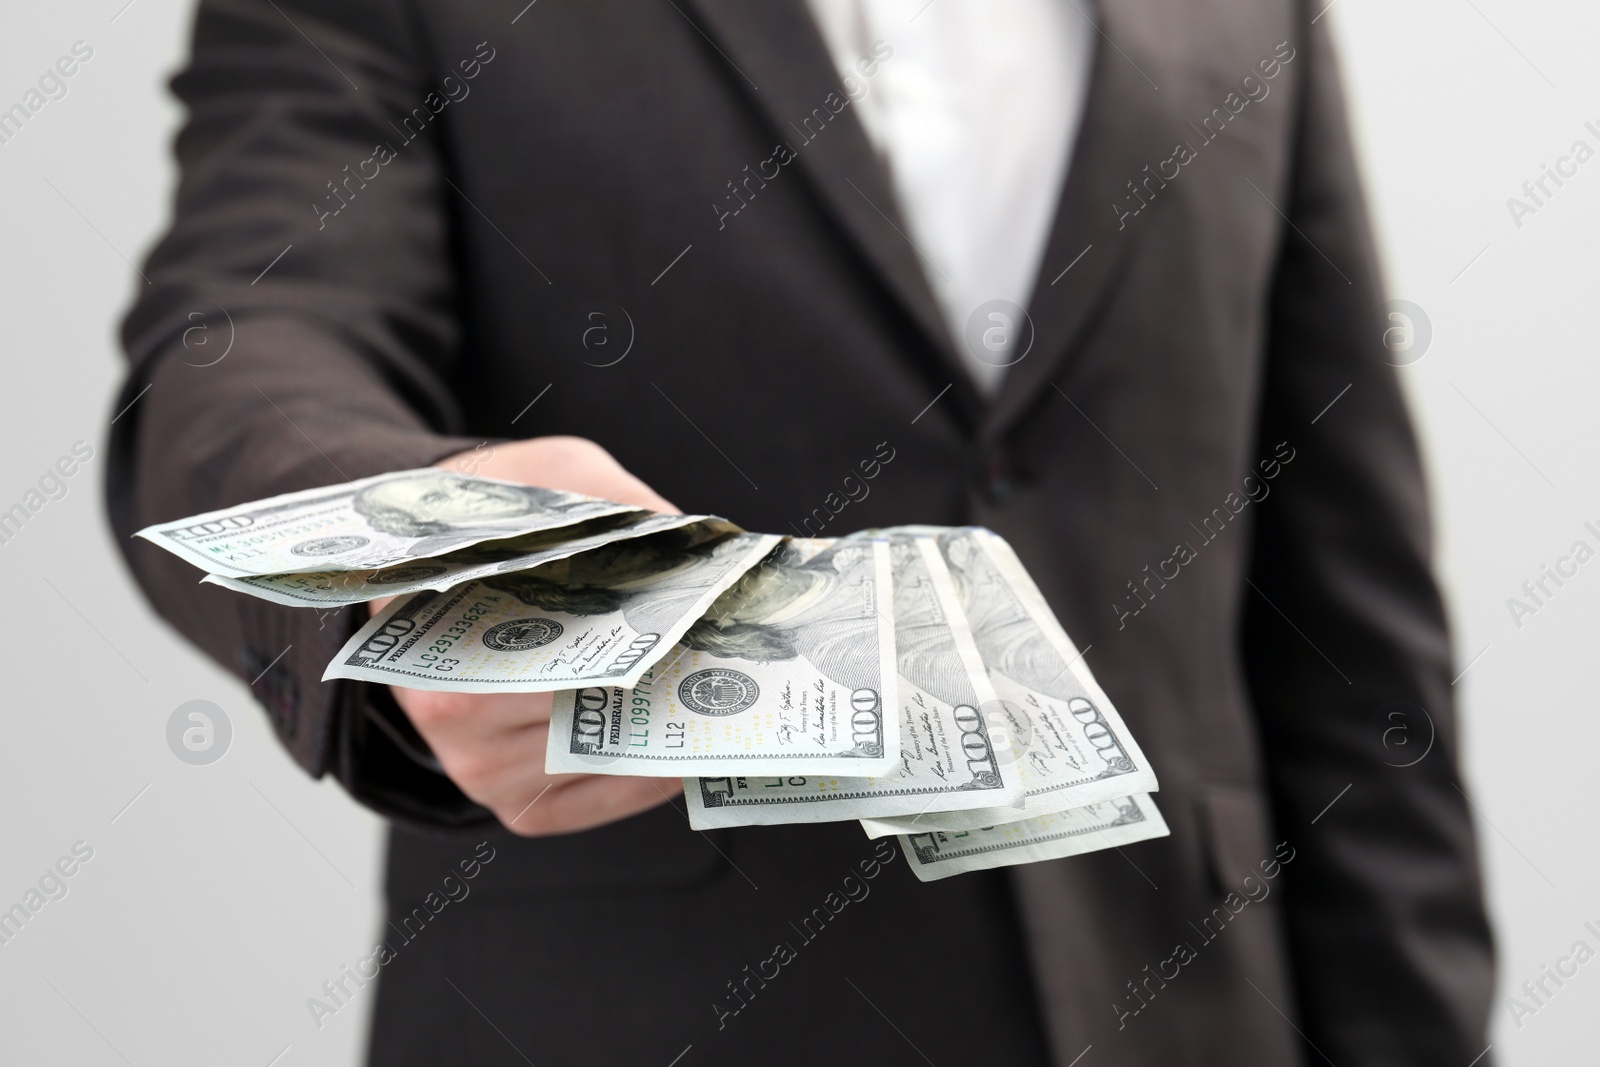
xmin=0 ymin=2 xmax=1593 ymax=1064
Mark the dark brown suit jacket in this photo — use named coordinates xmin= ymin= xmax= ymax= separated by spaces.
xmin=109 ymin=1 xmax=1495 ymax=1063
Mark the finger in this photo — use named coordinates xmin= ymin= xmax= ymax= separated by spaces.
xmin=456 ymin=723 xmax=667 ymax=834
xmin=515 ymin=773 xmax=673 ymax=835
xmin=439 ymin=718 xmax=556 ymax=817
xmin=467 ymin=437 xmax=680 ymax=515
xmin=610 ymin=472 xmax=680 ymax=515
xmin=392 ymin=690 xmax=556 ymax=754
xmin=393 ymin=688 xmax=671 ymax=834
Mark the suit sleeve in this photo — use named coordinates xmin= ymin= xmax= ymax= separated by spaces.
xmin=1243 ymin=9 xmax=1496 ymax=1063
xmin=106 ymin=0 xmax=494 ymax=831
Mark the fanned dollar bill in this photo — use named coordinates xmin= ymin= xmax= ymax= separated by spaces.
xmin=544 ymin=538 xmax=899 ymax=778
xmin=860 ymin=528 xmax=1157 ymax=837
xmin=202 ymin=511 xmax=706 ymax=607
xmin=148 ymin=462 xmax=1172 ymax=880
xmin=684 ymin=537 xmax=1024 ymax=827
xmin=898 ymin=793 xmax=1169 ymax=882
xmin=324 ymin=524 xmax=779 ymax=692
xmin=136 ymin=468 xmax=636 ymax=577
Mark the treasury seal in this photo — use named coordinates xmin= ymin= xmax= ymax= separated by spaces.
xmin=482 ymin=618 xmax=564 ymax=651
xmin=678 ymin=668 xmax=759 ymax=716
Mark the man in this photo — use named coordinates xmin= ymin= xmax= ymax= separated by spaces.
xmin=108 ymin=0 xmax=1496 ymax=1063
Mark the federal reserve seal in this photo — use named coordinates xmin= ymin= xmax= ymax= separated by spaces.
xmin=290 ymin=535 xmax=369 ymax=557
xmin=678 ymin=668 xmax=759 ymax=716
xmin=481 ymin=618 xmax=563 ymax=651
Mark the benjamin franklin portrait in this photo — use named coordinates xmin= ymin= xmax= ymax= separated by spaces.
xmin=352 ymin=473 xmax=581 ymax=537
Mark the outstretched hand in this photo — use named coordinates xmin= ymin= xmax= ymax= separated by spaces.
xmin=378 ymin=436 xmax=680 ymax=835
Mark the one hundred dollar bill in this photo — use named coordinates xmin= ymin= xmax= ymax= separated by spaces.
xmin=324 ymin=524 xmax=780 ymax=692
xmin=683 ymin=537 xmax=1024 ymax=827
xmin=860 ymin=527 xmax=1157 ymax=836
xmin=898 ymin=793 xmax=1169 ymax=882
xmin=544 ymin=538 xmax=899 ymax=778
xmin=203 ymin=511 xmax=706 ymax=606
xmin=136 ymin=468 xmax=637 ymax=577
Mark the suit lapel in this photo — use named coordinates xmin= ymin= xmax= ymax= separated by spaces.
xmin=678 ymin=1 xmax=1185 ymax=440
xmin=983 ymin=0 xmax=1177 ymax=444
xmin=676 ymin=0 xmax=983 ymax=426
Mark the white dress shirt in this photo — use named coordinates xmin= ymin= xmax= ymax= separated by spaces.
xmin=806 ymin=0 xmax=1094 ymax=394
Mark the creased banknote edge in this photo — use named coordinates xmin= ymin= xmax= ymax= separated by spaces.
xmin=133 ymin=467 xmax=613 ymax=541
xmin=868 ymin=539 xmax=901 ymax=792
xmin=855 ymin=768 xmax=1162 ymax=839
xmin=899 ymin=794 xmax=1171 ymax=882
xmin=545 ymin=749 xmax=901 ymax=779
xmin=198 ymin=512 xmax=711 ymax=607
xmin=916 ymin=536 xmax=1029 ymax=798
xmin=323 ymin=532 xmax=784 ymax=692
xmin=133 ymin=467 xmax=641 ymax=576
xmin=977 ymin=530 xmax=1161 ymax=793
xmin=684 ymin=777 xmax=1026 ymax=830
xmin=193 ymin=501 xmax=639 ymax=576
xmin=603 ymin=532 xmax=785 ymax=690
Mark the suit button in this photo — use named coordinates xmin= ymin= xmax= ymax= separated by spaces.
xmin=984 ymin=452 xmax=1014 ymax=505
